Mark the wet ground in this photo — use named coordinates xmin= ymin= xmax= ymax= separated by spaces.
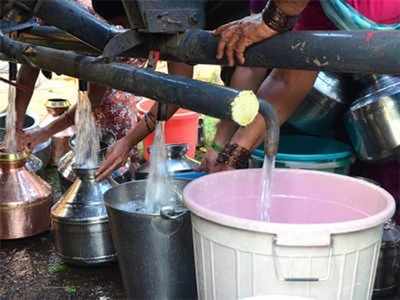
xmin=1 ymin=167 xmax=400 ymax=300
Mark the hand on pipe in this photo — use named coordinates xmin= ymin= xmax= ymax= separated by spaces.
xmin=96 ymin=136 xmax=131 ymax=182
xmin=214 ymin=14 xmax=277 ymax=66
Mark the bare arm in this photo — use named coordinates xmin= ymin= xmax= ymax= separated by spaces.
xmin=230 ymin=69 xmax=318 ymax=150
xmin=275 ymin=0 xmax=310 ymax=16
xmin=15 ymin=65 xmax=40 ymax=130
xmin=96 ymin=62 xmax=194 ymax=181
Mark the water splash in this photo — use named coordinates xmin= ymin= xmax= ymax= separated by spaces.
xmin=144 ymin=122 xmax=176 ymax=213
xmin=74 ymin=91 xmax=100 ymax=168
xmin=4 ymin=85 xmax=17 ymax=153
xmin=260 ymin=154 xmax=275 ymax=221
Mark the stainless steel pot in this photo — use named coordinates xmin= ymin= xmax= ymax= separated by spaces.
xmin=345 ymin=75 xmax=400 ymax=161
xmin=51 ymin=167 xmax=117 ymax=265
xmin=287 ymin=72 xmax=350 ymax=136
xmin=58 ymin=131 xmax=132 ymax=189
xmin=0 ymin=112 xmax=52 ymax=168
xmin=136 ymin=144 xmax=199 ymax=180
xmin=104 ymin=179 xmax=197 ymax=299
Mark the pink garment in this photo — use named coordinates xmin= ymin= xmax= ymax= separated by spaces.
xmin=295 ymin=0 xmax=400 ymax=30
xmin=249 ymin=0 xmax=400 ymax=30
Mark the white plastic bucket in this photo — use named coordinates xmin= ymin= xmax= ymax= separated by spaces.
xmin=184 ymin=169 xmax=395 ymax=300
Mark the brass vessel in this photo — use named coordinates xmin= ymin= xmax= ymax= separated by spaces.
xmin=40 ymin=98 xmax=74 ymax=166
xmin=0 ymin=151 xmax=52 ymax=239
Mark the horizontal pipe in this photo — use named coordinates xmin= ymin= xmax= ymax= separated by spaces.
xmin=12 ymin=0 xmax=400 ymax=74
xmin=14 ymin=24 xmax=400 ymax=74
xmin=0 ymin=32 xmax=272 ymax=127
xmin=161 ymin=29 xmax=400 ymax=74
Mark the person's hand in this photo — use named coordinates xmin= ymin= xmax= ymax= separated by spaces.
xmin=96 ymin=137 xmax=131 ymax=181
xmin=198 ymin=148 xmax=234 ymax=173
xmin=214 ymin=13 xmax=278 ymax=66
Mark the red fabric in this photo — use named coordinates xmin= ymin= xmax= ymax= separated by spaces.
xmin=295 ymin=0 xmax=400 ymax=30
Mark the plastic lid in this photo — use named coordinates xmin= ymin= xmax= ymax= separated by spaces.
xmin=254 ymin=135 xmax=353 ymax=162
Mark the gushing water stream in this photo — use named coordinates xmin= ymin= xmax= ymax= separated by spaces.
xmin=144 ymin=122 xmax=176 ymax=213
xmin=260 ymin=155 xmax=276 ymax=221
xmin=4 ymin=85 xmax=17 ymax=153
xmin=74 ymin=90 xmax=100 ymax=168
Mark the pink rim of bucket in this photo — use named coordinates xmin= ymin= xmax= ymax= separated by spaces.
xmin=183 ymin=169 xmax=396 ymax=236
xmin=137 ymin=99 xmax=197 ymax=120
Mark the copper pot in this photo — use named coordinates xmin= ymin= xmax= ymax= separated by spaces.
xmin=40 ymin=98 xmax=75 ymax=166
xmin=0 ymin=151 xmax=52 ymax=239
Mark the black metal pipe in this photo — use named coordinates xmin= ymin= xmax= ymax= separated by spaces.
xmin=15 ymin=24 xmax=400 ymax=74
xmin=0 ymin=32 xmax=269 ymax=125
xmin=160 ymin=29 xmax=400 ymax=74
xmin=1 ymin=32 xmax=279 ymax=154
xmin=9 ymin=0 xmax=400 ymax=74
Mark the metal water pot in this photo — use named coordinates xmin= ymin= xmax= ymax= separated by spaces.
xmin=373 ymin=220 xmax=400 ymax=297
xmin=105 ymin=179 xmax=197 ymax=299
xmin=135 ymin=144 xmax=199 ymax=180
xmin=345 ymin=75 xmax=400 ymax=161
xmin=40 ymin=98 xmax=75 ymax=166
xmin=0 ymin=151 xmax=52 ymax=239
xmin=51 ymin=167 xmax=117 ymax=265
xmin=0 ymin=113 xmax=51 ymax=169
xmin=287 ymin=72 xmax=350 ymax=136
xmin=57 ymin=132 xmax=131 ymax=188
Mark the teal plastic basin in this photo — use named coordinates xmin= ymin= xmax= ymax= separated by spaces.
xmin=251 ymin=135 xmax=354 ymax=175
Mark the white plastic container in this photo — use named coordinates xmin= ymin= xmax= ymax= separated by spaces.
xmin=184 ymin=169 xmax=395 ymax=300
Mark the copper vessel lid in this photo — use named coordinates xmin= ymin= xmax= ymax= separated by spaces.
xmin=45 ymin=98 xmax=71 ymax=109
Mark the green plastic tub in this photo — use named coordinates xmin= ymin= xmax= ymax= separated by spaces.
xmin=250 ymin=135 xmax=354 ymax=175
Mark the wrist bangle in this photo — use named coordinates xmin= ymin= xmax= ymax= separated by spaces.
xmin=261 ymin=0 xmax=299 ymax=33
xmin=216 ymin=143 xmax=250 ymax=169
xmin=211 ymin=141 xmax=224 ymax=153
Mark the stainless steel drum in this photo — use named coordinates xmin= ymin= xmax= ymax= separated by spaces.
xmin=104 ymin=180 xmax=196 ymax=300
xmin=345 ymin=75 xmax=400 ymax=161
xmin=288 ymin=72 xmax=350 ymax=136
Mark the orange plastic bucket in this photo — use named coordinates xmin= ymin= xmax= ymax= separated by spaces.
xmin=137 ymin=99 xmax=199 ymax=160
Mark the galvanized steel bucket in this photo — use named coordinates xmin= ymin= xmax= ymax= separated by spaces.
xmin=104 ymin=179 xmax=196 ymax=300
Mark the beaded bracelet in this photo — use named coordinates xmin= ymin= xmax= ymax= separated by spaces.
xmin=216 ymin=143 xmax=250 ymax=169
xmin=261 ymin=0 xmax=299 ymax=33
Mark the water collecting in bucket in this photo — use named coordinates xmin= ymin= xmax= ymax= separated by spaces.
xmin=144 ymin=122 xmax=177 ymax=213
xmin=260 ymin=154 xmax=276 ymax=221
xmin=4 ymin=85 xmax=17 ymax=153
xmin=74 ymin=90 xmax=100 ymax=168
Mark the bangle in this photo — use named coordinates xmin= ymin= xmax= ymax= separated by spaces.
xmin=211 ymin=141 xmax=224 ymax=153
xmin=261 ymin=0 xmax=299 ymax=33
xmin=216 ymin=143 xmax=250 ymax=169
